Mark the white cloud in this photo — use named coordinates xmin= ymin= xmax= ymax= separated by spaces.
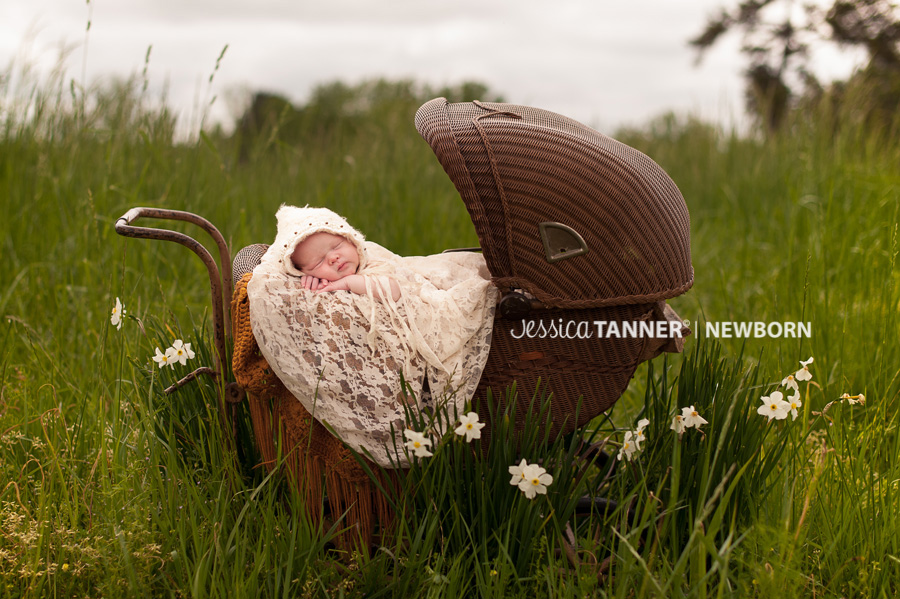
xmin=1 ymin=0 xmax=866 ymax=138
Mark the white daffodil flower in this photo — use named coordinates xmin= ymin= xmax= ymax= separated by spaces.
xmin=843 ymin=393 xmax=865 ymax=405
xmin=787 ymin=391 xmax=802 ymax=420
xmin=781 ymin=373 xmax=799 ymax=393
xmin=508 ymin=458 xmax=529 ymax=486
xmin=758 ymin=391 xmax=790 ymax=421
xmin=152 ymin=347 xmax=174 ymax=369
xmin=403 ymin=429 xmax=433 ymax=458
xmin=517 ymin=463 xmax=553 ymax=499
xmin=454 ymin=412 xmax=485 ymax=442
xmin=795 ymin=357 xmax=814 ymax=382
xmin=111 ymin=297 xmax=126 ymax=330
xmin=633 ymin=418 xmax=650 ymax=450
xmin=670 ymin=414 xmax=686 ymax=434
xmin=170 ymin=340 xmax=195 ymax=365
xmin=681 ymin=405 xmax=708 ymax=429
xmin=617 ymin=431 xmax=638 ymax=462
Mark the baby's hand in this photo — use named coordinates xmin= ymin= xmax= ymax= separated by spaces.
xmin=300 ymin=275 xmax=328 ymax=291
xmin=317 ymin=278 xmax=352 ymax=293
xmin=316 ymin=275 xmax=398 ymax=300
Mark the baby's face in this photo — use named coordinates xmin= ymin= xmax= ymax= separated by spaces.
xmin=291 ymin=232 xmax=359 ymax=281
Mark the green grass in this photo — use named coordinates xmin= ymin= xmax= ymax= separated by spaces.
xmin=1 ymin=54 xmax=900 ymax=597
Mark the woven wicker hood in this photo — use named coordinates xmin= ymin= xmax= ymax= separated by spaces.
xmin=415 ymin=98 xmax=693 ymax=308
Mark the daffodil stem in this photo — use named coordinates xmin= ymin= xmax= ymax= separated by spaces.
xmin=164 ymin=367 xmax=218 ymax=394
xmin=669 ymin=432 xmax=682 ymax=552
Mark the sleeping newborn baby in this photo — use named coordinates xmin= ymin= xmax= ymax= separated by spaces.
xmin=247 ymin=205 xmax=498 ymax=467
xmin=291 ymin=230 xmax=401 ymax=301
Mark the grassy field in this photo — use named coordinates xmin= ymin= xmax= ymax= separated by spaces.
xmin=1 ymin=61 xmax=899 ymax=598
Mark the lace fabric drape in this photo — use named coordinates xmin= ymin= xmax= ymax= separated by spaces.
xmin=247 ymin=243 xmax=497 ymax=467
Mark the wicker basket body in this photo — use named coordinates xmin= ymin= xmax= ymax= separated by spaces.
xmin=414 ymin=98 xmax=693 ymax=439
xmin=233 ymin=99 xmax=694 ymax=448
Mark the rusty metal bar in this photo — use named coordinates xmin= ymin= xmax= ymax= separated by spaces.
xmin=115 ymin=207 xmax=233 ymax=432
xmin=116 ymin=207 xmax=232 ymax=335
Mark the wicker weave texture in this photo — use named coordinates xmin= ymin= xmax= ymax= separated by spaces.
xmin=415 ymin=98 xmax=693 ymax=309
xmin=474 ymin=302 xmax=655 ymax=445
xmin=232 ymin=243 xmax=269 ymax=288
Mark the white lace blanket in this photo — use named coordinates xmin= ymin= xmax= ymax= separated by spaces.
xmin=247 ymin=243 xmax=498 ymax=467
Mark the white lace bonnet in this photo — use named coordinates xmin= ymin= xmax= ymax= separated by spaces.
xmin=268 ymin=205 xmax=369 ymax=277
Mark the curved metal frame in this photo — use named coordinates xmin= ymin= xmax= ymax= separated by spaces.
xmin=115 ymin=207 xmax=234 ymax=430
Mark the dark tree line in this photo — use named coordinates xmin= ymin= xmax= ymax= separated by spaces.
xmin=232 ymin=79 xmax=501 ymax=162
xmin=691 ymin=0 xmax=900 ymax=131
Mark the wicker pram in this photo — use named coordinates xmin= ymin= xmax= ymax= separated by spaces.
xmin=115 ymin=98 xmax=692 ymax=548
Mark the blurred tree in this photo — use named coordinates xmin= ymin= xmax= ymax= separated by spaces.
xmin=435 ymin=81 xmax=495 ymax=104
xmin=233 ymin=92 xmax=303 ymax=162
xmin=231 ymin=79 xmax=502 ymax=162
xmin=827 ymin=0 xmax=900 ymax=67
xmin=691 ymin=0 xmax=900 ymax=131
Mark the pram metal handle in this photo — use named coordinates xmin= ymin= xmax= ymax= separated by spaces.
xmin=115 ymin=207 xmax=233 ymax=408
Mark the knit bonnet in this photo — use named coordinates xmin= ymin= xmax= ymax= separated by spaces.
xmin=270 ymin=205 xmax=369 ymax=277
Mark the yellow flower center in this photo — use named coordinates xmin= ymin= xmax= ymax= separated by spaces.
xmin=691 ymin=411 xmax=698 ymax=417
xmin=770 ymin=404 xmax=777 ymax=410
xmin=413 ymin=441 xmax=421 ymax=448
xmin=177 ymin=350 xmax=184 ymax=356
xmin=466 ymin=423 xmax=473 ymax=430
xmin=531 ymin=478 xmax=540 ymax=486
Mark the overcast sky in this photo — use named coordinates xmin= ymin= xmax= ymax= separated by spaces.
xmin=2 ymin=0 xmax=865 ymax=137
